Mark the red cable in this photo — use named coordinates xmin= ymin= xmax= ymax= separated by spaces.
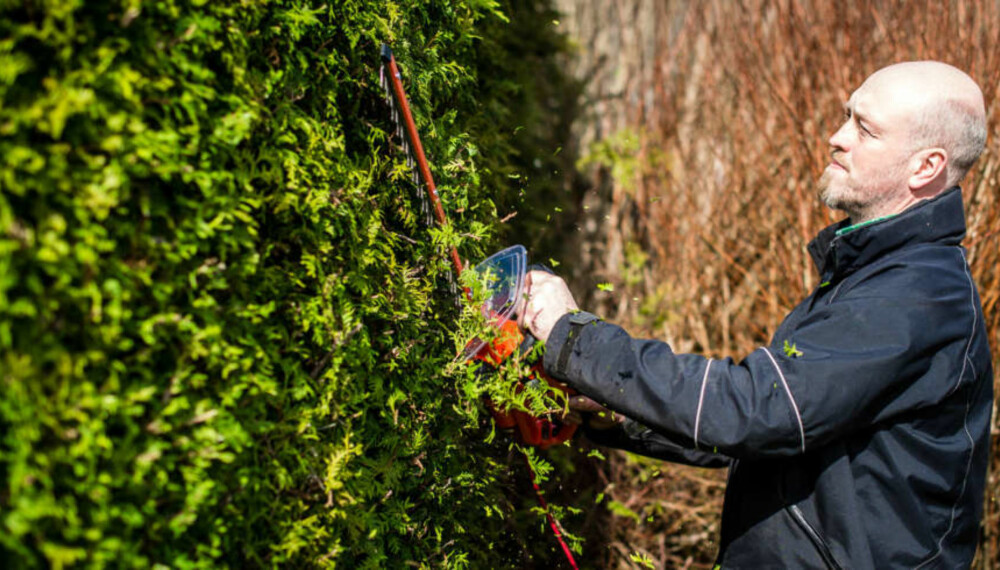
xmin=522 ymin=452 xmax=580 ymax=569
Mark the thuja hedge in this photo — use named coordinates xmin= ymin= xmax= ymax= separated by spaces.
xmin=0 ymin=0 xmax=572 ymax=567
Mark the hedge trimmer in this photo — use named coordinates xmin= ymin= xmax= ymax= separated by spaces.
xmin=461 ymin=245 xmax=578 ymax=447
xmin=380 ymin=44 xmax=579 ymax=567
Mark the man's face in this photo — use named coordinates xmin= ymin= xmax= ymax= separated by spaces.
xmin=819 ymin=79 xmax=916 ymax=220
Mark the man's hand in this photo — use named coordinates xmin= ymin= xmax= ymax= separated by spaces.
xmin=516 ymin=270 xmax=579 ymax=343
xmin=565 ymin=395 xmax=625 ymax=430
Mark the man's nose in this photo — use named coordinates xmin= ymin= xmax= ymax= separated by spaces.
xmin=828 ymin=121 xmax=850 ymax=151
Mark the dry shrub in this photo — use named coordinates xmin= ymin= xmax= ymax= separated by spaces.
xmin=562 ymin=1 xmax=1000 ymax=567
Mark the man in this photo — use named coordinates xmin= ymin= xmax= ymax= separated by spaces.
xmin=518 ymin=61 xmax=993 ymax=568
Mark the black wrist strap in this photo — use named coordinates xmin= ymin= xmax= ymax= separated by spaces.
xmin=555 ymin=326 xmax=580 ymax=377
xmin=555 ymin=312 xmax=599 ymax=377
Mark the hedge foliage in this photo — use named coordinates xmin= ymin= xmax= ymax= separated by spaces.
xmin=0 ymin=0 xmax=573 ymax=567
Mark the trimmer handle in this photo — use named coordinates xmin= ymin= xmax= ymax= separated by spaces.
xmin=520 ymin=263 xmax=578 ymax=448
xmin=517 ymin=262 xmax=555 ymax=352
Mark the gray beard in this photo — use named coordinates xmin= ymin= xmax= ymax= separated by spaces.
xmin=818 ymin=170 xmax=891 ymax=223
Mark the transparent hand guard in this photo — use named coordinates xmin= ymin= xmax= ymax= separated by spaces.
xmin=460 ymin=244 xmax=527 ymax=361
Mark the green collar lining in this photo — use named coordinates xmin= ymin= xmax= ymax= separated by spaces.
xmin=835 ymin=214 xmax=897 ymax=237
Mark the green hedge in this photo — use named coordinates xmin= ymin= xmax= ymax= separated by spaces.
xmin=0 ymin=0 xmax=573 ymax=567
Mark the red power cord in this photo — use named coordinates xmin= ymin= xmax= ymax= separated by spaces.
xmin=523 ymin=453 xmax=580 ymax=569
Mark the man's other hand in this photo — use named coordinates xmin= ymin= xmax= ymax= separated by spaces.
xmin=567 ymin=395 xmax=625 ymax=430
xmin=516 ymin=270 xmax=579 ymax=343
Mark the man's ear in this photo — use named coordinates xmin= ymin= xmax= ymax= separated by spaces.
xmin=907 ymin=148 xmax=948 ymax=193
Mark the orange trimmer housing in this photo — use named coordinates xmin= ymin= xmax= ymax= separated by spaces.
xmin=473 ymin=319 xmax=577 ymax=449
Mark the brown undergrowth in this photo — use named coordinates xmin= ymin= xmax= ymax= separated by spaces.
xmin=561 ymin=1 xmax=1000 ymax=567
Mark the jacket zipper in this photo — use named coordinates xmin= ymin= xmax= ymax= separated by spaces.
xmin=787 ymin=504 xmax=844 ymax=570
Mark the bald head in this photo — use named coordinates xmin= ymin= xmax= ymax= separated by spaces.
xmin=859 ymin=61 xmax=987 ymax=186
xmin=821 ymin=61 xmax=988 ymax=221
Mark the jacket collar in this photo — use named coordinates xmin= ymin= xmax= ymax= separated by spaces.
xmin=807 ymin=186 xmax=967 ymax=280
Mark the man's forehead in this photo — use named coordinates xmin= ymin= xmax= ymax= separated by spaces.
xmin=846 ymin=87 xmax=884 ymax=120
xmin=847 ymin=76 xmax=921 ymax=126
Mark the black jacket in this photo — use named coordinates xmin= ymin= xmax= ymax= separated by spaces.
xmin=545 ymin=188 xmax=993 ymax=568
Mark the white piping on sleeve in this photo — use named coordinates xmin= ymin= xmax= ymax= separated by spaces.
xmin=693 ymin=359 xmax=713 ymax=450
xmin=761 ymin=348 xmax=807 ymax=453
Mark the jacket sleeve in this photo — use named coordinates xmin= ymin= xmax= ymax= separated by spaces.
xmin=583 ymin=418 xmax=731 ymax=468
xmin=543 ymin=284 xmax=979 ymax=458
